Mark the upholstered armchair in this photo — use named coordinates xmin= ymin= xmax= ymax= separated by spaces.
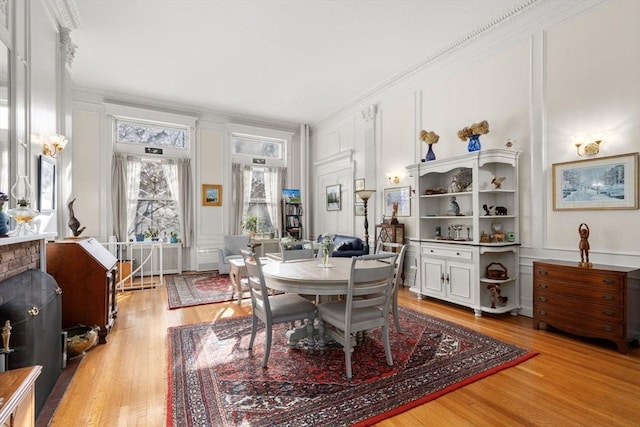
xmin=218 ymin=235 xmax=251 ymax=274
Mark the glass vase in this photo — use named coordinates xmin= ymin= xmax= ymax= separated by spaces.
xmin=425 ymin=143 xmax=436 ymax=161
xmin=7 ymin=176 xmax=38 ymax=236
xmin=467 ymin=134 xmax=481 ymax=152
xmin=321 ymin=246 xmax=329 ymax=266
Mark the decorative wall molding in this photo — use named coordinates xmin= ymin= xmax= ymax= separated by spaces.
xmin=313 ymin=149 xmax=353 ymax=168
xmin=59 ymin=27 xmax=77 ymax=68
xmin=360 ymin=105 xmax=377 ymax=123
xmin=46 ymin=0 xmax=82 ymax=29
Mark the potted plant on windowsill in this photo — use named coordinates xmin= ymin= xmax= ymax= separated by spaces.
xmin=144 ymin=227 xmax=160 ymax=241
xmin=242 ymin=215 xmax=259 ymax=237
xmin=169 ymin=231 xmax=178 ymax=244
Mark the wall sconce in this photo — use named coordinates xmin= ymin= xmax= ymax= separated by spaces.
xmin=42 ymin=134 xmax=68 ymax=158
xmin=573 ymin=134 xmax=603 ymax=156
xmin=386 ymin=172 xmax=402 ymax=185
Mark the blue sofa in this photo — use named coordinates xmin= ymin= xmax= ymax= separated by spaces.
xmin=317 ymin=234 xmax=367 ymax=258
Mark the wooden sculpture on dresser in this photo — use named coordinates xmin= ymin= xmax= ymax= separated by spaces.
xmin=68 ymin=198 xmax=86 ymax=237
xmin=578 ymin=223 xmax=591 ymax=268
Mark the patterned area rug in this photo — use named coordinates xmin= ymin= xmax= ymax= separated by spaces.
xmin=167 ymin=307 xmax=537 ymax=426
xmin=165 ymin=273 xmax=248 ymax=309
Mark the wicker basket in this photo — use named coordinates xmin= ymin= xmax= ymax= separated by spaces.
xmin=485 ymin=262 xmax=508 ymax=280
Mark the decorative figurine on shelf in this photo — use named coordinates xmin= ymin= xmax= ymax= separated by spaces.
xmin=448 ymin=196 xmax=461 ymax=216
xmin=2 ymin=320 xmax=11 ymax=352
xmin=483 ymin=204 xmax=493 ymax=216
xmin=480 ymin=231 xmax=490 ymax=243
xmin=487 ymin=284 xmax=508 ymax=309
xmin=491 ymin=176 xmax=506 ymax=189
xmin=578 ymin=223 xmax=592 ymax=268
xmin=448 ymin=176 xmax=461 ymax=193
xmin=68 ymin=198 xmax=86 ymax=237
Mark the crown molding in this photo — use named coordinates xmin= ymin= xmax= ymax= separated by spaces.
xmin=71 ymin=86 xmax=300 ymax=132
xmin=46 ymin=0 xmax=82 ymax=29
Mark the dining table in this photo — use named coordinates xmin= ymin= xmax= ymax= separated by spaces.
xmin=261 ymin=256 xmax=392 ymax=347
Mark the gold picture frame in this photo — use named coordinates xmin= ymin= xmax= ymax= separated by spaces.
xmin=552 ymin=153 xmax=638 ymax=210
xmin=202 ymin=184 xmax=222 ymax=206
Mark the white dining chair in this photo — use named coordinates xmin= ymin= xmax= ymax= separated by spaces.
xmin=316 ymin=253 xmax=398 ymax=379
xmin=375 ymin=241 xmax=407 ymax=332
xmin=240 ymin=249 xmax=317 ymax=368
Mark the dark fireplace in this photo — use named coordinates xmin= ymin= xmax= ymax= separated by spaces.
xmin=0 ymin=269 xmax=63 ymax=418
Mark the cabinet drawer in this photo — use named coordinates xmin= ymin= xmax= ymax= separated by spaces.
xmin=534 ymin=281 xmax=623 ymax=306
xmin=534 ymin=308 xmax=623 ymax=339
xmin=535 ymin=297 xmax=624 ymax=322
xmin=534 ymin=265 xmax=623 ymax=289
xmin=422 ymin=246 xmax=473 ymax=260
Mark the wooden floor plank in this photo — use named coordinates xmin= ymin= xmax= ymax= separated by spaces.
xmin=50 ymin=282 xmax=640 ymax=426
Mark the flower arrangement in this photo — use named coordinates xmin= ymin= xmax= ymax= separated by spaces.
xmin=457 ymin=120 xmax=490 ymax=141
xmin=419 ymin=130 xmax=440 ymax=144
xmin=281 ymin=236 xmax=296 ymax=250
xmin=144 ymin=227 xmax=159 ymax=239
xmin=320 ymin=233 xmax=334 ymax=264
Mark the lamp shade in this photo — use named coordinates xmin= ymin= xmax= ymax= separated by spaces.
xmin=355 ymin=190 xmax=375 ymax=201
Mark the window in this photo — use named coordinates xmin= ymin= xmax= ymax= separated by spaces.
xmin=116 ymin=119 xmax=187 ymax=149
xmin=128 ymin=159 xmax=180 ymax=238
xmin=244 ymin=167 xmax=275 ymax=232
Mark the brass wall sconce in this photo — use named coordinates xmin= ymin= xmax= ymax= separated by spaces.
xmin=575 ymin=139 xmax=602 ymax=156
xmin=386 ymin=172 xmax=401 ymax=185
xmin=42 ymin=134 xmax=68 ymax=158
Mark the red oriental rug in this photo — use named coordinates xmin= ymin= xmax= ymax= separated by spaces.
xmin=167 ymin=307 xmax=537 ymax=426
xmin=165 ymin=273 xmax=248 ymax=309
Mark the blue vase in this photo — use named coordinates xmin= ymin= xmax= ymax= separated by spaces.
xmin=0 ymin=207 xmax=9 ymax=236
xmin=467 ymin=134 xmax=481 ymax=152
xmin=425 ymin=143 xmax=436 ymax=161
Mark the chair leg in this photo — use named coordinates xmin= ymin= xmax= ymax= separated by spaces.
xmin=317 ymin=319 xmax=326 ymax=349
xmin=248 ymin=315 xmax=258 ymax=350
xmin=392 ymin=297 xmax=402 ymax=333
xmin=306 ymin=318 xmax=314 ymax=346
xmin=382 ymin=323 xmax=393 ymax=367
xmin=262 ymin=321 xmax=273 ymax=368
xmin=344 ymin=345 xmax=353 ymax=379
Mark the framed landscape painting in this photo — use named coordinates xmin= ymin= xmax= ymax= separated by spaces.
xmin=552 ymin=153 xmax=638 ymax=210
xmin=326 ymin=184 xmax=341 ymax=211
xmin=202 ymin=184 xmax=222 ymax=206
xmin=383 ymin=186 xmax=411 ymax=217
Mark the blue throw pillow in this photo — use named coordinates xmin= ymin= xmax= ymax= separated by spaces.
xmin=335 ymin=241 xmax=352 ymax=251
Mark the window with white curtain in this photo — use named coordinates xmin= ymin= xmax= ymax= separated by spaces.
xmin=127 ymin=157 xmax=180 ymax=238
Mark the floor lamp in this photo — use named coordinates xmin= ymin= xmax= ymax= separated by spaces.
xmin=355 ymin=190 xmax=376 ymax=254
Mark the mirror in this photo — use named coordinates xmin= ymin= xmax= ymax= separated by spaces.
xmin=0 ymin=40 xmax=8 ymax=198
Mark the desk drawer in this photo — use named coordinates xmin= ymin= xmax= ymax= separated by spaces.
xmin=534 ymin=308 xmax=623 ymax=339
xmin=534 ymin=280 xmax=623 ymax=306
xmin=534 ymin=265 xmax=624 ymax=290
xmin=535 ymin=297 xmax=624 ymax=322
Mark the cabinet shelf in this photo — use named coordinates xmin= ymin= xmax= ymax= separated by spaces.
xmin=421 ymin=191 xmax=472 ymax=198
xmin=480 ymin=277 xmax=516 ymax=284
xmin=420 ymin=215 xmax=472 ymax=220
xmin=478 ymin=304 xmax=519 ymax=315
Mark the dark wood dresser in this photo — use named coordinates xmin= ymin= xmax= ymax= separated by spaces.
xmin=46 ymin=238 xmax=118 ymax=343
xmin=533 ymin=260 xmax=640 ymax=353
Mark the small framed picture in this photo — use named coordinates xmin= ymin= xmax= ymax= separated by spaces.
xmin=354 ymin=178 xmax=365 ymax=191
xmin=326 ymin=184 xmax=341 ymax=211
xmin=202 ymin=184 xmax=222 ymax=206
xmin=38 ymin=155 xmax=56 ymax=212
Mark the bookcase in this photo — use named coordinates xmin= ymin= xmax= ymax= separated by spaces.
xmin=282 ymin=189 xmax=302 ymax=239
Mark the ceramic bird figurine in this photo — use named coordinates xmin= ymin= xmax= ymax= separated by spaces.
xmin=491 ymin=176 xmax=506 ymax=189
xmin=68 ymin=198 xmax=86 ymax=237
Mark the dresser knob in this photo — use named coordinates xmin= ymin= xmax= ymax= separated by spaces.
xmin=603 ymin=294 xmax=614 ymax=301
xmin=538 ymin=270 xmax=548 ymax=276
xmin=539 ymin=296 xmax=547 ymax=302
xmin=603 ymin=325 xmax=614 ymax=333
xmin=603 ymin=309 xmax=615 ymax=317
xmin=538 ymin=283 xmax=548 ymax=289
xmin=602 ymin=278 xmax=615 ymax=285
xmin=539 ymin=310 xmax=547 ymax=316
xmin=28 ymin=306 xmax=40 ymax=316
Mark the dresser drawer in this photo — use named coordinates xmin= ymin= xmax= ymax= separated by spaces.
xmin=534 ymin=280 xmax=623 ymax=306
xmin=534 ymin=308 xmax=623 ymax=339
xmin=535 ymin=297 xmax=624 ymax=322
xmin=534 ymin=265 xmax=623 ymax=290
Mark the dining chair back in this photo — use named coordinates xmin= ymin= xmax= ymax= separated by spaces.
xmin=279 ymin=240 xmax=314 ymax=262
xmin=239 ymin=249 xmax=317 ymax=368
xmin=375 ymin=241 xmax=407 ymax=332
xmin=317 ymin=253 xmax=398 ymax=379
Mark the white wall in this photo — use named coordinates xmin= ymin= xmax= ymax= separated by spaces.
xmin=310 ymin=0 xmax=640 ymax=317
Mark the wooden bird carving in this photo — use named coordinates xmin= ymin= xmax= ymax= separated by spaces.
xmin=491 ymin=176 xmax=506 ymax=189
xmin=68 ymin=198 xmax=86 ymax=237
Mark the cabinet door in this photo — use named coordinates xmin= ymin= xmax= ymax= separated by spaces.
xmin=447 ymin=260 xmax=475 ymax=305
xmin=422 ymin=257 xmax=446 ymax=297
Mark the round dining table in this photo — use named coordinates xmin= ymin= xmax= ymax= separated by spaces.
xmin=261 ymin=257 xmax=385 ymax=295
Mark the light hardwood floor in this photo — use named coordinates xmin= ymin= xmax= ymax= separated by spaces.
xmin=51 ymin=281 xmax=640 ymax=426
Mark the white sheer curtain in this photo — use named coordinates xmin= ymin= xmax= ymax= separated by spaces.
xmin=264 ymin=167 xmax=285 ymax=237
xmin=231 ymin=163 xmax=246 ymax=235
xmin=177 ymin=159 xmax=193 ymax=248
xmin=125 ymin=157 xmax=142 ymax=236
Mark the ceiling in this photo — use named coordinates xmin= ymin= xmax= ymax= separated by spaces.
xmin=70 ymin=0 xmax=528 ymax=125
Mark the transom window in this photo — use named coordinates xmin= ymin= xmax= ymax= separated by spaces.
xmin=116 ymin=118 xmax=188 ymax=148
xmin=231 ymin=134 xmax=284 ymax=161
